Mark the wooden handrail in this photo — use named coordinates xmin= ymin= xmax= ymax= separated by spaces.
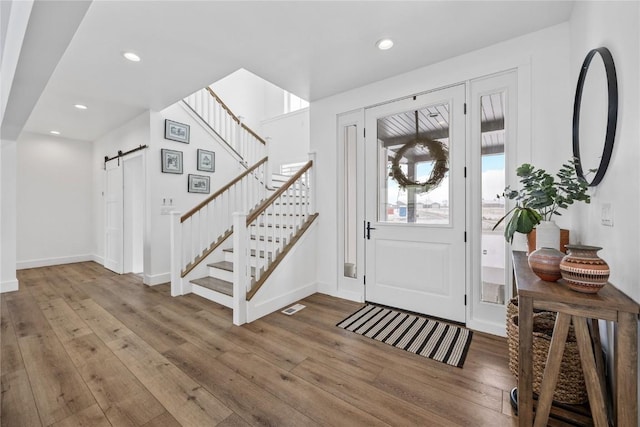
xmin=205 ymin=87 xmax=240 ymax=124
xmin=204 ymin=87 xmax=266 ymax=145
xmin=246 ymin=160 xmax=312 ymax=225
xmin=241 ymin=123 xmax=267 ymax=145
xmin=181 ymin=157 xmax=268 ymax=223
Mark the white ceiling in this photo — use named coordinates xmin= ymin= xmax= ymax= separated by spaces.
xmin=22 ymin=1 xmax=575 ymax=142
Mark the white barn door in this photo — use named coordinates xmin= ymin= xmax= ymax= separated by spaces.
xmin=104 ymin=160 xmax=124 ymax=274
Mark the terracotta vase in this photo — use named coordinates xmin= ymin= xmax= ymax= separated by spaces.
xmin=528 ymin=247 xmax=564 ymax=282
xmin=559 ymin=245 xmax=610 ymax=294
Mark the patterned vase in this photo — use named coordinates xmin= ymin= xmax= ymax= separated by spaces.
xmin=560 ymin=245 xmax=610 ymax=293
xmin=528 ymin=247 xmax=564 ymax=282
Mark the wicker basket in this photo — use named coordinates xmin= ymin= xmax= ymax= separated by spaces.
xmin=506 ymin=298 xmax=547 ymax=377
xmin=508 ymin=310 xmax=587 ymax=404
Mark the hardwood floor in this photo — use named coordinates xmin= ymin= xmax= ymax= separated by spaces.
xmin=2 ymin=262 xmax=519 ymax=426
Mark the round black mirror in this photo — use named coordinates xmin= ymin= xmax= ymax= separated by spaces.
xmin=572 ymin=47 xmax=618 ymax=186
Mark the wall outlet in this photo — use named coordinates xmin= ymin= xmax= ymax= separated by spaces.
xmin=601 ymin=203 xmax=613 ymax=227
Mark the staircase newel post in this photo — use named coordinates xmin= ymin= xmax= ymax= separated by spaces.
xmin=170 ymin=211 xmax=183 ymax=296
xmin=308 ymin=151 xmax=317 ymax=213
xmin=232 ymin=212 xmax=248 ymax=325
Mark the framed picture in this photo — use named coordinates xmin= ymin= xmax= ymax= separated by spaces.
xmin=197 ymin=149 xmax=215 ymax=172
xmin=165 ymin=119 xmax=190 ymax=143
xmin=188 ymin=174 xmax=210 ymax=194
xmin=161 ymin=149 xmax=183 ymax=174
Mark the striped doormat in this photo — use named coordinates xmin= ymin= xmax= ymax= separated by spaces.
xmin=337 ymin=304 xmax=473 ymax=368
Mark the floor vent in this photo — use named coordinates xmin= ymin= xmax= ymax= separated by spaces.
xmin=281 ymin=303 xmax=306 ymax=315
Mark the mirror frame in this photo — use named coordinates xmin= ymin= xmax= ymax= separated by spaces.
xmin=572 ymin=47 xmax=618 ymax=186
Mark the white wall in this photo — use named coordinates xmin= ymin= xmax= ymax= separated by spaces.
xmin=261 ymin=108 xmax=310 ymax=174
xmin=310 ymin=24 xmax=572 ymax=298
xmin=147 ymin=103 xmax=246 ymax=284
xmin=211 ymin=68 xmax=285 ymax=131
xmin=569 ymin=0 xmax=640 ymax=412
xmin=569 ymin=1 xmax=639 ymax=304
xmin=1 ymin=140 xmax=18 ymax=292
xmin=15 ymin=132 xmax=93 ymax=268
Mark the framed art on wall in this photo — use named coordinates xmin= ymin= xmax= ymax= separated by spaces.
xmin=161 ymin=149 xmax=183 ymax=174
xmin=165 ymin=119 xmax=190 ymax=143
xmin=188 ymin=174 xmax=210 ymax=194
xmin=197 ymin=149 xmax=215 ymax=172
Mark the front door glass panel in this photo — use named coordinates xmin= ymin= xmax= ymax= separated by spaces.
xmin=376 ymin=103 xmax=451 ymax=225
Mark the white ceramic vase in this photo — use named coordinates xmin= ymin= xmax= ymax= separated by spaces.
xmin=535 ymin=220 xmax=560 ymax=250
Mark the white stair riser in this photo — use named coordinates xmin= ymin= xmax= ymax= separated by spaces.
xmin=223 ymin=251 xmax=272 ymax=267
xmin=192 ymin=284 xmax=233 ymax=309
xmin=209 ymin=267 xmax=233 ymax=282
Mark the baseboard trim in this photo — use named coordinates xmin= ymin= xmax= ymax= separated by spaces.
xmin=334 ymin=288 xmax=365 ymax=303
xmin=92 ymin=254 xmax=104 ymax=265
xmin=247 ymin=282 xmax=316 ymax=323
xmin=17 ymin=254 xmax=94 ymax=270
xmin=466 ymin=318 xmax=506 ymax=337
xmin=144 ymin=272 xmax=170 ymax=286
xmin=0 ymin=279 xmax=19 ymax=293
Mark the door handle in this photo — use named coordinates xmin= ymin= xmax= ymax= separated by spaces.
xmin=366 ymin=221 xmax=376 ymax=240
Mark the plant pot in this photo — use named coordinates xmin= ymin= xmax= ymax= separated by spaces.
xmin=528 ymin=247 xmax=564 ymax=282
xmin=527 ymin=228 xmax=570 ymax=254
xmin=534 ymin=221 xmax=560 ymax=251
xmin=560 ymin=245 xmax=610 ymax=294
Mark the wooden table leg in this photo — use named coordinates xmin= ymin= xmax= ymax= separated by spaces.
xmin=574 ymin=316 xmax=608 ymax=427
xmin=616 ymin=311 xmax=638 ymax=427
xmin=518 ymin=295 xmax=534 ymax=427
xmin=534 ymin=312 xmax=571 ymax=427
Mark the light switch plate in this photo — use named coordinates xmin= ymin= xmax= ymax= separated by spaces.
xmin=601 ymin=203 xmax=613 ymax=226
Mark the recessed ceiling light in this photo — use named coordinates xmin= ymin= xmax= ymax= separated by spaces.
xmin=438 ymin=120 xmax=447 ymax=125
xmin=50 ymin=130 xmax=61 ymax=135
xmin=74 ymin=104 xmax=88 ymax=110
xmin=376 ymin=39 xmax=394 ymax=50
xmin=122 ymin=51 xmax=141 ymax=62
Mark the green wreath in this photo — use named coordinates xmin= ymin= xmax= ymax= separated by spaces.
xmin=389 ymin=138 xmax=449 ymax=193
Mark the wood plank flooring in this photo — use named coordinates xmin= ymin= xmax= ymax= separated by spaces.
xmin=1 ymin=262 xmax=523 ymax=426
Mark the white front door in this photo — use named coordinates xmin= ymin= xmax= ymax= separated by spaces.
xmin=364 ymin=84 xmax=466 ymax=323
xmin=104 ymin=160 xmax=124 ymax=274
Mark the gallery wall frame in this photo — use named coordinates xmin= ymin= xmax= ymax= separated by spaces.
xmin=165 ymin=119 xmax=190 ymax=143
xmin=161 ymin=149 xmax=183 ymax=174
xmin=197 ymin=149 xmax=215 ymax=172
xmin=188 ymin=174 xmax=210 ymax=194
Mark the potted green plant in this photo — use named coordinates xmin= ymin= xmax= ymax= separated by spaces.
xmin=493 ymin=159 xmax=590 ymax=244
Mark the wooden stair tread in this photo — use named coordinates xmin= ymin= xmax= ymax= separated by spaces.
xmin=207 ymin=261 xmax=256 ymax=276
xmin=190 ymin=276 xmax=233 ymax=296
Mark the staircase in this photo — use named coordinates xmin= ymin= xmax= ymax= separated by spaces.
xmin=171 ymin=87 xmax=318 ymax=325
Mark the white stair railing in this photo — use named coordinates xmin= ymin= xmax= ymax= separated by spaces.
xmin=233 ymin=153 xmax=316 ymax=316
xmin=171 ymin=157 xmax=269 ymax=296
xmin=183 ymin=87 xmax=267 ymax=166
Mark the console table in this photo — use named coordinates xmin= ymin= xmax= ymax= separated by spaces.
xmin=513 ymin=251 xmax=639 ymax=427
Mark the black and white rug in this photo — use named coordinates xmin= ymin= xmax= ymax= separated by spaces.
xmin=337 ymin=304 xmax=473 ymax=368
